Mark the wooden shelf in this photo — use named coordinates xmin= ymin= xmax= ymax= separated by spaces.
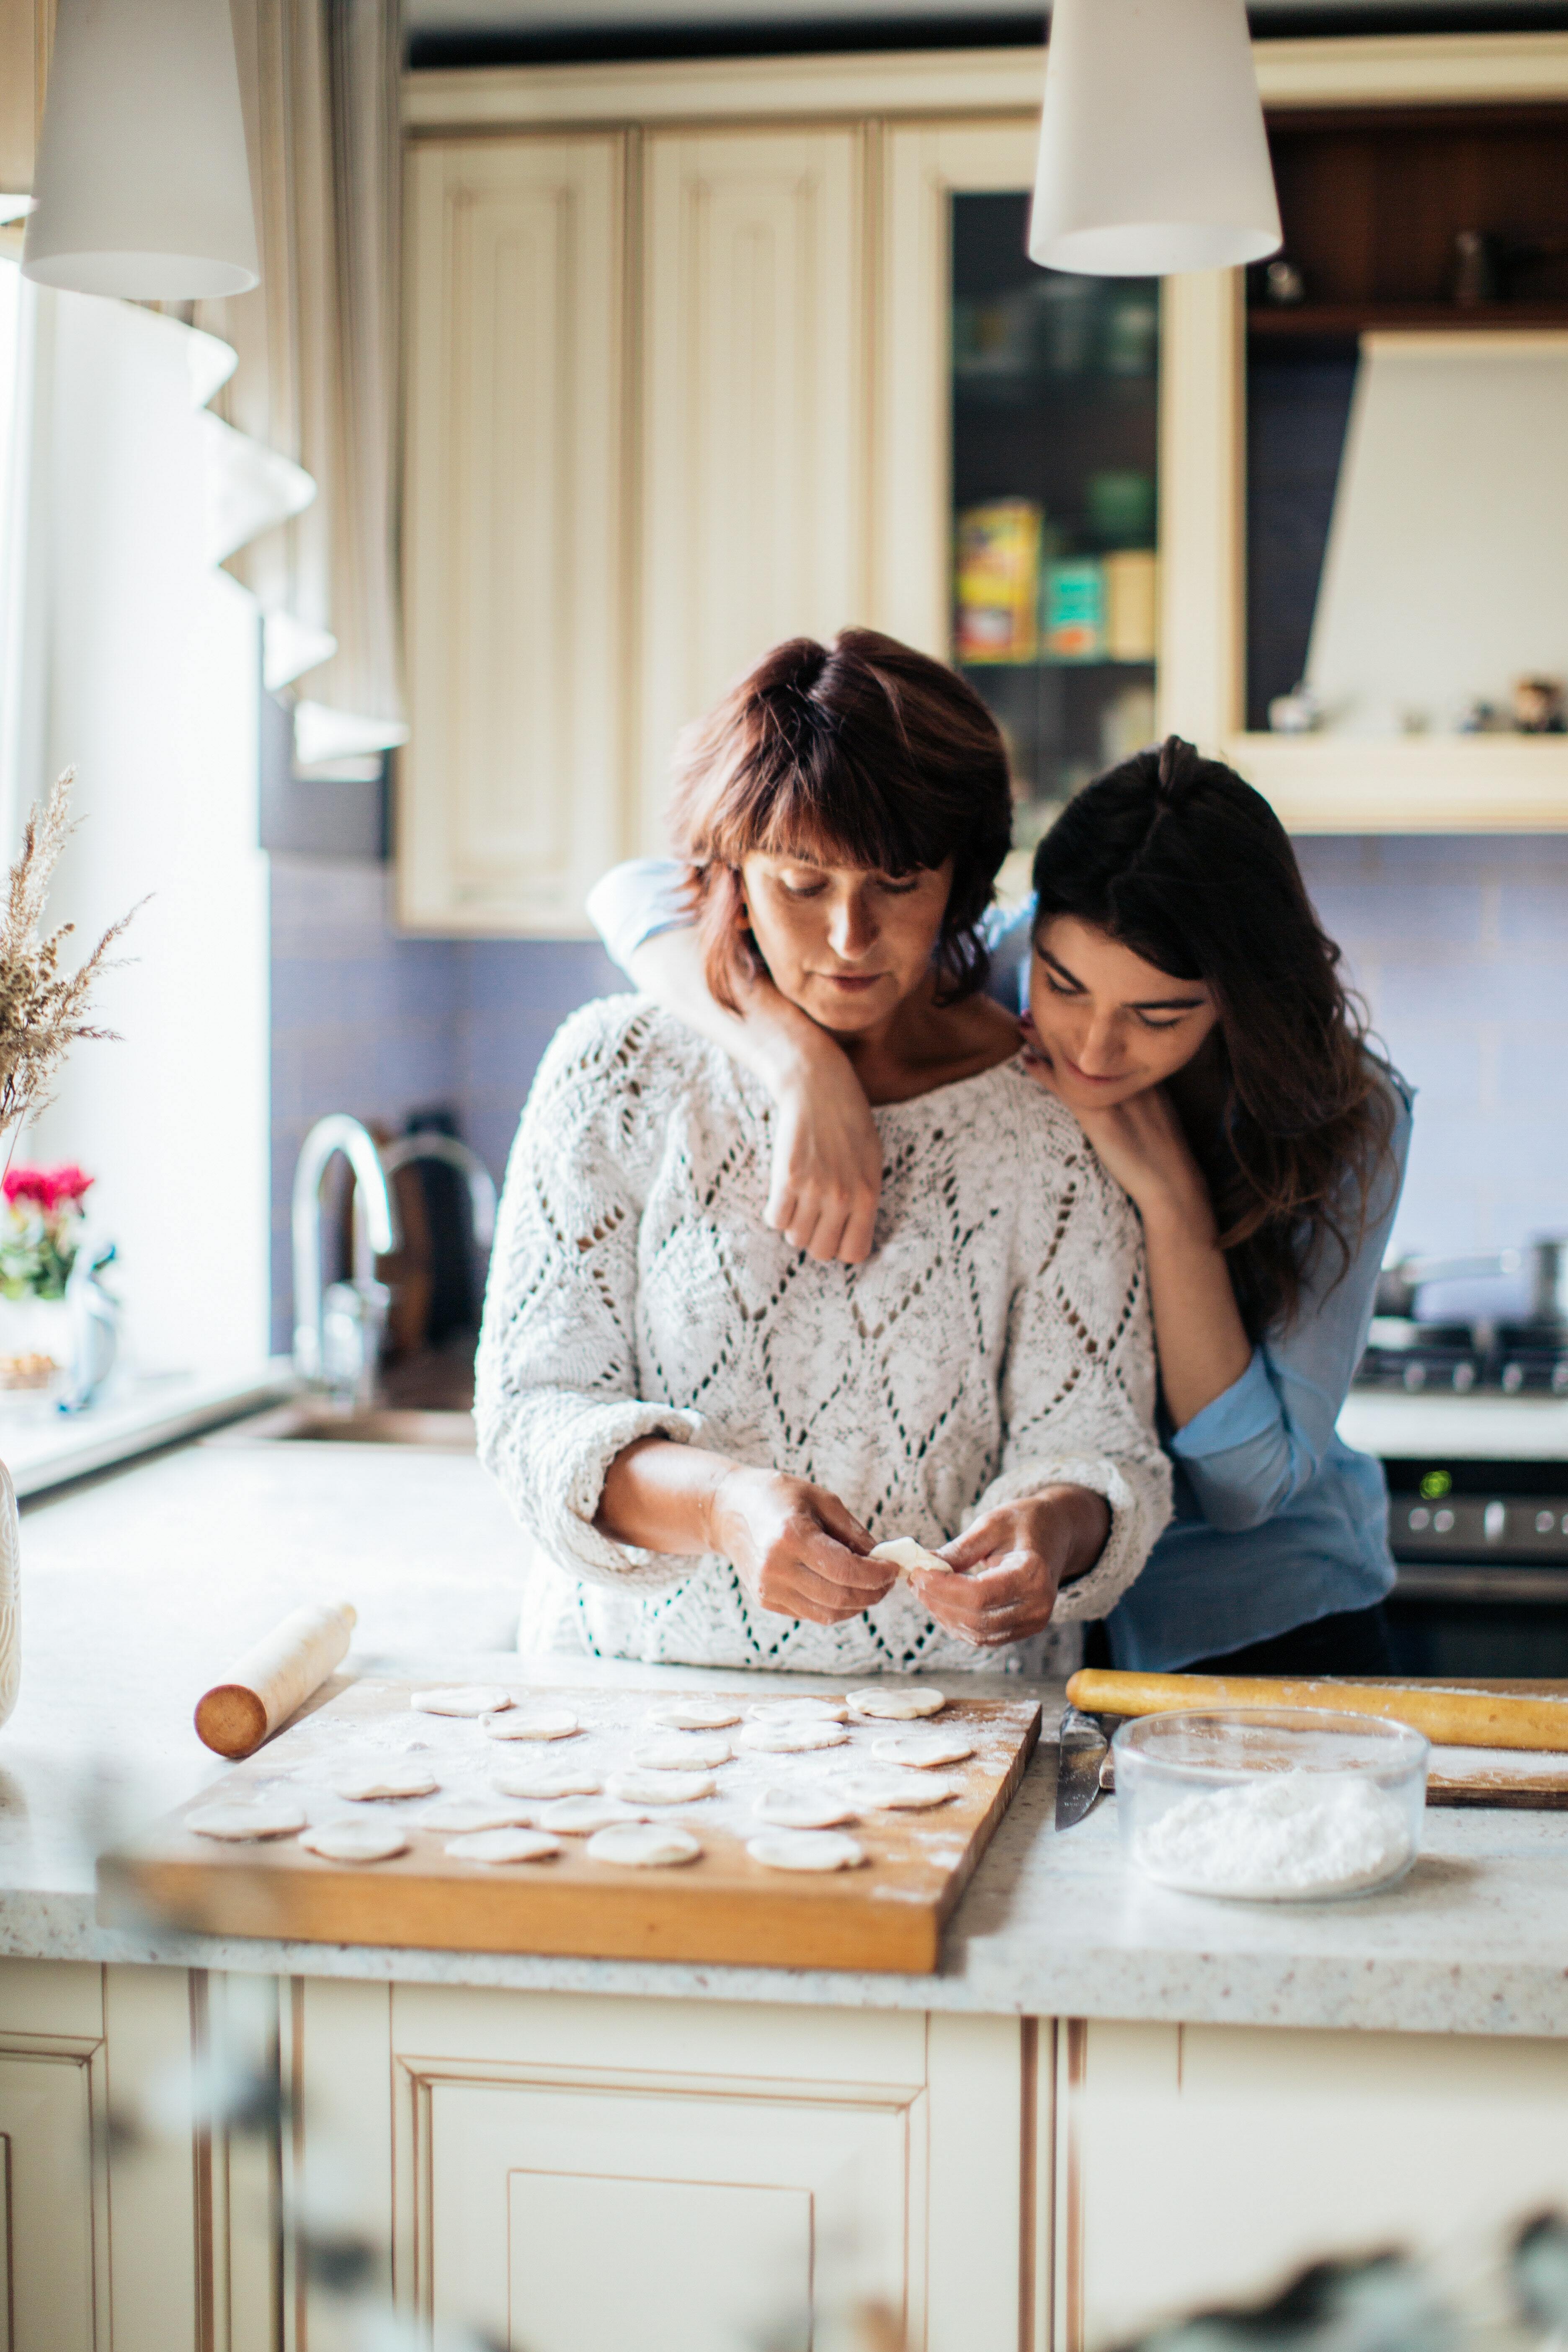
xmin=1248 ymin=302 xmax=1568 ymax=337
xmin=1225 ymin=732 xmax=1568 ymax=833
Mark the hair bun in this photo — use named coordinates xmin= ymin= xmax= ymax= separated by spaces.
xmin=1155 ymin=735 xmax=1200 ymax=803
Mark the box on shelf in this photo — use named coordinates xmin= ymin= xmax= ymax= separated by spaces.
xmin=954 ymin=499 xmax=1042 ymax=663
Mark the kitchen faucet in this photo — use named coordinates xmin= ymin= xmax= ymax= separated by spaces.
xmin=379 ymin=1131 xmax=498 ymax=1257
xmin=292 ymin=1115 xmax=403 ymax=1407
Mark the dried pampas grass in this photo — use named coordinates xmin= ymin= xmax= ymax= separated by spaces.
xmin=0 ymin=771 xmax=139 ymax=1144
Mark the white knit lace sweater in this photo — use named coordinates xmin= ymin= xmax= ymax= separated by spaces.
xmin=476 ymin=997 xmax=1171 ymax=1676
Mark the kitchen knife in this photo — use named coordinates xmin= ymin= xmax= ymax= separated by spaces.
xmin=1054 ymin=1704 xmax=1109 ymax=1830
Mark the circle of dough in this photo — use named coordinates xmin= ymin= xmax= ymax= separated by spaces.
xmin=630 ymin=1733 xmax=733 ymax=1771
xmin=739 ymin=1718 xmax=850 ymax=1755
xmin=416 ymin=1799 xmax=536 ymax=1834
xmin=410 ymin=1686 xmax=514 ymax=1718
xmin=445 ymin=1828 xmax=561 ymax=1865
xmin=647 ymin=1697 xmax=743 ymax=1731
xmin=536 ymin=1795 xmax=647 ymax=1835
xmin=585 ymin=1823 xmax=701 ymax=1868
xmin=835 ymin=1766 xmax=957 ymax=1811
xmin=846 ymin=1685 xmax=946 ymax=1721
xmin=492 ymin=1764 xmax=602 ymax=1801
xmin=872 ymin=1730 xmax=975 ymax=1769
xmin=609 ymin=1769 xmax=717 ymax=1805
xmin=749 ymin=1694 xmax=848 ymax=1725
xmin=328 ymin=1760 xmax=439 ymax=1802
xmin=481 ymin=1706 xmax=580 ymax=1742
xmin=188 ymin=1799 xmax=304 ymax=1841
xmin=299 ymin=1820 xmax=409 ymax=1863
xmin=754 ymin=1786 xmax=858 ymax=1830
xmin=747 ymin=1829 xmax=864 ymax=1873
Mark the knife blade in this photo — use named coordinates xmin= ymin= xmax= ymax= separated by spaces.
xmin=1055 ymin=1703 xmax=1109 ymax=1830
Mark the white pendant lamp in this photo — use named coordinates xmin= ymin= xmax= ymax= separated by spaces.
xmin=1029 ymin=0 xmax=1281 ymax=277
xmin=23 ymin=0 xmax=258 ymax=299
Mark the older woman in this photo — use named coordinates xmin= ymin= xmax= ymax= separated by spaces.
xmin=476 ymin=629 xmax=1170 ymax=1676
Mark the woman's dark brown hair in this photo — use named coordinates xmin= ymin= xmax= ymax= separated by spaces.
xmin=1032 ymin=737 xmax=1397 ymax=1337
xmin=668 ymin=629 xmax=1014 ymax=1009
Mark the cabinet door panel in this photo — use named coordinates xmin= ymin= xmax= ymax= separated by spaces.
xmin=640 ymin=126 xmax=866 ymax=847
xmin=402 ymin=135 xmax=625 ymax=933
xmin=509 ymin=2171 xmax=812 ymax=2352
xmin=420 ymin=2073 xmax=912 ymax=2349
xmin=0 ymin=2054 xmax=97 ymax=2352
xmin=1059 ymin=2020 xmax=1568 ymax=2352
xmin=874 ymin=120 xmax=1040 ymax=660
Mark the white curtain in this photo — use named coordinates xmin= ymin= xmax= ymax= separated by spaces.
xmin=13 ymin=283 xmax=272 ymax=1372
xmin=199 ymin=0 xmax=407 ymax=780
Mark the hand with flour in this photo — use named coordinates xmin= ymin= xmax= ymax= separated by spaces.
xmin=597 ymin=1437 xmax=897 ymax=1627
xmin=904 ymin=1487 xmax=1112 ymax=1650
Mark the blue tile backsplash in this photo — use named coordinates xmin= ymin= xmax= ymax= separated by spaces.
xmin=269 ymin=834 xmax=1568 ymax=1353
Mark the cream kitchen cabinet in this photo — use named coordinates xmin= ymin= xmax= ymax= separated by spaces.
xmin=293 ymin=1978 xmax=1032 ymax=2352
xmin=639 ymin=126 xmax=869 ymax=847
xmin=1056 ymin=2019 xmax=1568 ymax=2348
xmin=400 ymin=133 xmax=628 ymax=934
xmin=400 ymin=32 xmax=1568 ymax=929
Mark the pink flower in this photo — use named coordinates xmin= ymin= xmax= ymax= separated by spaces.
xmin=3 ymin=1164 xmax=93 ymax=1211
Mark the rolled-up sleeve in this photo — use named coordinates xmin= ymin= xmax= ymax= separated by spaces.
xmin=585 ymin=858 xmax=691 ymax=976
xmin=1171 ymin=1083 xmax=1413 ymax=1533
xmin=475 ymin=1004 xmax=706 ymax=1589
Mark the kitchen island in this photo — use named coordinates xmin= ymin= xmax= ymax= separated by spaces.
xmin=5 ymin=1436 xmax=1568 ymax=2352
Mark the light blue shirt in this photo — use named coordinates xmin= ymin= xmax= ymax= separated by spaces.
xmin=584 ymin=864 xmax=1411 ymax=1669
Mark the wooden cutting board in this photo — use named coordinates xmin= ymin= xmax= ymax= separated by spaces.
xmin=98 ymin=1680 xmax=1041 ymax=1975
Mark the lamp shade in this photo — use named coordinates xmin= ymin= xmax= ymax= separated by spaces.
xmin=1029 ymin=0 xmax=1281 ymax=277
xmin=23 ymin=0 xmax=258 ymax=299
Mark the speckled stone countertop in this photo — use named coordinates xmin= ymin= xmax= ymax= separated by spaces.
xmin=5 ymin=1432 xmax=1568 ymax=2036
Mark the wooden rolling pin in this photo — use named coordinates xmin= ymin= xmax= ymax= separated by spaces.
xmin=194 ymin=1601 xmax=356 ymax=1758
xmin=1065 ymin=1669 xmax=1568 ymax=1754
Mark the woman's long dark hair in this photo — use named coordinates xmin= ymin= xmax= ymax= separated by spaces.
xmin=1032 ymin=737 xmax=1396 ymax=1337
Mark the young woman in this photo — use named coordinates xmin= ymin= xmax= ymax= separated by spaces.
xmin=477 ymin=631 xmax=1171 ymax=1675
xmin=588 ymin=729 xmax=1411 ymax=1676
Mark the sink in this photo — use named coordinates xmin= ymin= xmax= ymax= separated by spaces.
xmin=217 ymin=1401 xmax=477 ymax=1450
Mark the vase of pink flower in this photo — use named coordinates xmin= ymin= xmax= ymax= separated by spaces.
xmin=0 ymin=1164 xmax=95 ymax=1394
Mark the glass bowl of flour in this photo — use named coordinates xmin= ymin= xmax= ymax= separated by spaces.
xmin=1114 ymin=1709 xmax=1429 ymax=1902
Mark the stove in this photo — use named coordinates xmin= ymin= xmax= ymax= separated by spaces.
xmin=1356 ymin=1317 xmax=1568 ymax=1396
xmin=1382 ymin=1455 xmax=1568 ymax=1676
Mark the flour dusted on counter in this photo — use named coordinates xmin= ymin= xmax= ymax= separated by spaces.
xmin=1132 ymin=1771 xmax=1413 ymax=1900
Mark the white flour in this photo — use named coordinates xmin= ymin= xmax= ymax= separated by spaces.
xmin=1132 ymin=1770 xmax=1413 ymax=1900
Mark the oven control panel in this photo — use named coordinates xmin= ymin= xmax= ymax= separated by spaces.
xmin=1382 ymin=1458 xmax=1568 ymax=1599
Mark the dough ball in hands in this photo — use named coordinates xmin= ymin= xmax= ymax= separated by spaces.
xmin=869 ymin=1538 xmax=949 ymax=1578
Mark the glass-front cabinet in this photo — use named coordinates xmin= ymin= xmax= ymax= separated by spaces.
xmin=949 ymin=193 xmax=1160 ymax=852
